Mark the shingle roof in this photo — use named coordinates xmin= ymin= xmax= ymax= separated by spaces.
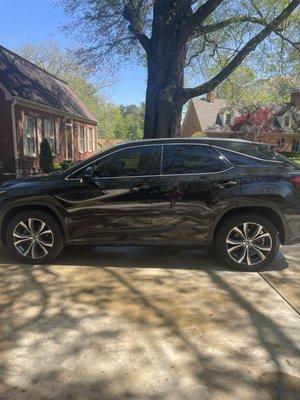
xmin=0 ymin=45 xmax=97 ymax=123
xmin=191 ymin=97 xmax=229 ymax=132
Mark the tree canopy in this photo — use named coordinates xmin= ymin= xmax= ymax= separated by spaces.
xmin=17 ymin=42 xmax=145 ymax=141
xmin=59 ymin=0 xmax=299 ymax=138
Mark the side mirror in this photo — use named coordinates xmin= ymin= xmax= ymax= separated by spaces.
xmin=80 ymin=166 xmax=94 ymax=184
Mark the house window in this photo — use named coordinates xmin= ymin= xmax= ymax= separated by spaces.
xmin=279 ymin=138 xmax=285 ymax=149
xmin=44 ymin=119 xmax=55 ymax=153
xmin=225 ymin=113 xmax=232 ymax=126
xmin=55 ymin=122 xmax=60 ymax=154
xmin=88 ymin=128 xmax=95 ymax=151
xmin=78 ymin=126 xmax=85 ymax=153
xmin=23 ymin=115 xmax=37 ymax=156
xmin=292 ymin=139 xmax=300 ymax=152
xmin=36 ymin=118 xmax=43 ymax=154
xmin=284 ymin=116 xmax=290 ymax=128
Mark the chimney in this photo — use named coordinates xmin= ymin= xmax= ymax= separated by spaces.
xmin=207 ymin=90 xmax=216 ymax=103
xmin=291 ymin=88 xmax=300 ymax=109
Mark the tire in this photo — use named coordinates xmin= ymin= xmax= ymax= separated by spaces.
xmin=215 ymin=214 xmax=280 ymax=271
xmin=6 ymin=210 xmax=64 ymax=264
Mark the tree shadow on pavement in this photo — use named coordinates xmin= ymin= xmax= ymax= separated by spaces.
xmin=0 ymin=245 xmax=299 ymax=400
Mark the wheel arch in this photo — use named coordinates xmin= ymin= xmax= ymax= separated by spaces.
xmin=0 ymin=204 xmax=66 ymax=245
xmin=210 ymin=206 xmax=287 ymax=245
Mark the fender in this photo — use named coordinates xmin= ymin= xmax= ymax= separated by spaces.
xmin=208 ymin=199 xmax=289 ymax=245
xmin=0 ymin=198 xmax=68 ymax=242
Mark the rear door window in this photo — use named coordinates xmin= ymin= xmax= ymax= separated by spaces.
xmin=161 ymin=144 xmax=229 ymax=175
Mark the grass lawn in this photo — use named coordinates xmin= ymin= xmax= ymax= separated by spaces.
xmin=289 ymin=158 xmax=300 ymax=165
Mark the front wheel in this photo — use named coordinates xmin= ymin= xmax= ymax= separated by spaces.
xmin=215 ymin=214 xmax=280 ymax=271
xmin=6 ymin=210 xmax=64 ymax=264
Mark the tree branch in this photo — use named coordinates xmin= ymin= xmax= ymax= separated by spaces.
xmin=196 ymin=16 xmax=264 ymax=35
xmin=192 ymin=0 xmax=224 ymax=25
xmin=195 ymin=15 xmax=300 ymax=52
xmin=123 ymin=1 xmax=150 ymax=52
xmin=180 ymin=0 xmax=224 ymax=42
xmin=182 ymin=0 xmax=300 ymax=101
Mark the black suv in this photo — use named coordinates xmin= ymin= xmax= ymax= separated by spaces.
xmin=1 ymin=138 xmax=300 ymax=270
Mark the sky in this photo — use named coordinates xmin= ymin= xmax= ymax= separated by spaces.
xmin=0 ymin=0 xmax=147 ymax=105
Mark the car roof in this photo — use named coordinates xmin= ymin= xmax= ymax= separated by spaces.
xmin=121 ymin=137 xmax=252 ymax=146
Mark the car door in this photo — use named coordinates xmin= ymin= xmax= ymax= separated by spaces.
xmin=151 ymin=143 xmax=240 ymax=245
xmin=56 ymin=144 xmax=159 ymax=245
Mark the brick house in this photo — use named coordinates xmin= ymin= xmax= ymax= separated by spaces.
xmin=181 ymin=89 xmax=300 ymax=152
xmin=0 ymin=45 xmax=97 ymax=179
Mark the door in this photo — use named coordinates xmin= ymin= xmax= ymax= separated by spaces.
xmin=152 ymin=144 xmax=240 ymax=245
xmin=56 ymin=145 xmax=159 ymax=244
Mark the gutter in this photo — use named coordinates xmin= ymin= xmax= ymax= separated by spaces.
xmin=10 ymin=98 xmax=20 ymax=177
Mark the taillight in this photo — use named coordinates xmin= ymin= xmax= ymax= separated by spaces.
xmin=289 ymin=176 xmax=300 ymax=186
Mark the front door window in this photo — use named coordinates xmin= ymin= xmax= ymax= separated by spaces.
xmin=73 ymin=145 xmax=157 ymax=179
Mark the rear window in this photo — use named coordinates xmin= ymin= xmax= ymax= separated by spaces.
xmin=215 ymin=144 xmax=288 ymax=167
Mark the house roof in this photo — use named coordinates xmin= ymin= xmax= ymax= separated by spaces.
xmin=191 ymin=97 xmax=231 ymax=132
xmin=0 ymin=45 xmax=97 ymax=123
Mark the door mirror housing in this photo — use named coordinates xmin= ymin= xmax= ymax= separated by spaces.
xmin=80 ymin=166 xmax=94 ymax=183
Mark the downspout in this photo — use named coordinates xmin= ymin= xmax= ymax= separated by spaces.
xmin=11 ymin=98 xmax=20 ymax=177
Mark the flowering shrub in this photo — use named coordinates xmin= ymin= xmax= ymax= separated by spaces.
xmin=231 ymin=107 xmax=277 ymax=135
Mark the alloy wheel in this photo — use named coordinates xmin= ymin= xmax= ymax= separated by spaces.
xmin=226 ymin=222 xmax=272 ymax=266
xmin=12 ymin=218 xmax=54 ymax=259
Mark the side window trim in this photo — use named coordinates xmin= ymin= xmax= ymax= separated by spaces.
xmin=66 ymin=144 xmax=159 ymax=180
xmin=159 ymin=143 xmax=233 ymax=176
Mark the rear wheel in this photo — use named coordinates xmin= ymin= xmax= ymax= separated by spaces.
xmin=215 ymin=214 xmax=280 ymax=271
xmin=6 ymin=210 xmax=64 ymax=264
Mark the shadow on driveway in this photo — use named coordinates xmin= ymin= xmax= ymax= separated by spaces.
xmin=0 ymin=245 xmax=299 ymax=400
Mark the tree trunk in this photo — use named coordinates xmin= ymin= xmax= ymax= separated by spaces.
xmin=143 ymin=16 xmax=187 ymax=139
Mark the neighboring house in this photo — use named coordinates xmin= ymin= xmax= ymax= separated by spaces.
xmin=182 ymin=89 xmax=300 ymax=152
xmin=181 ymin=91 xmax=240 ymax=138
xmin=0 ymin=45 xmax=97 ymax=179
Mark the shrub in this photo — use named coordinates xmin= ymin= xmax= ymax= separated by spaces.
xmin=60 ymin=160 xmax=76 ymax=170
xmin=192 ymin=132 xmax=205 ymax=138
xmin=281 ymin=151 xmax=300 ymax=158
xmin=53 ymin=163 xmax=62 ymax=171
xmin=40 ymin=139 xmax=54 ymax=173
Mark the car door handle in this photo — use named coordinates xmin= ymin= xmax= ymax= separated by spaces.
xmin=130 ymin=184 xmax=149 ymax=191
xmin=215 ymin=180 xmax=237 ymax=189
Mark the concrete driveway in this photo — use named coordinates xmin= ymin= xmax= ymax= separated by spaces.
xmin=0 ymin=244 xmax=299 ymax=400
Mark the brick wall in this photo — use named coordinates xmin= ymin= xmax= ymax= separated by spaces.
xmin=181 ymin=103 xmax=202 ymax=137
xmin=0 ymin=89 xmax=15 ymax=175
xmin=14 ymin=105 xmax=97 ymax=174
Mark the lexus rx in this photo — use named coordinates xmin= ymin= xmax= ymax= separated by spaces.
xmin=1 ymin=138 xmax=300 ymax=271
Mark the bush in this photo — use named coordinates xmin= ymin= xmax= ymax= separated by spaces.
xmin=281 ymin=151 xmax=300 ymax=158
xmin=191 ymin=132 xmax=205 ymax=138
xmin=40 ymin=139 xmax=54 ymax=173
xmin=60 ymin=160 xmax=76 ymax=170
xmin=53 ymin=163 xmax=62 ymax=171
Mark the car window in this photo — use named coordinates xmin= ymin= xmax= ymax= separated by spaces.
xmin=216 ymin=147 xmax=284 ymax=167
xmin=74 ymin=145 xmax=157 ymax=178
xmin=220 ymin=143 xmax=275 ymax=159
xmin=161 ymin=144 xmax=229 ymax=175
